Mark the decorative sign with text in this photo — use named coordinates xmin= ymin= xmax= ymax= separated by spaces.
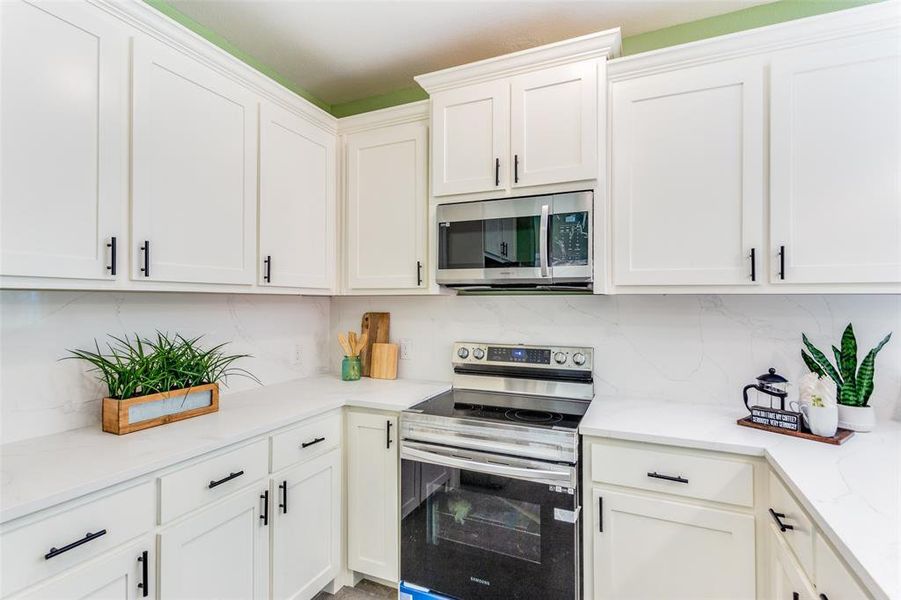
xmin=750 ymin=406 xmax=802 ymax=432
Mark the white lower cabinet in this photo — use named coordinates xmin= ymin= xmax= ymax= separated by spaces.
xmin=591 ymin=488 xmax=756 ymax=599
xmin=346 ymin=410 xmax=399 ymax=582
xmin=271 ymin=449 xmax=341 ymax=600
xmin=768 ymin=523 xmax=817 ymax=600
xmin=159 ymin=484 xmax=269 ymax=600
xmin=813 ymin=534 xmax=869 ymax=600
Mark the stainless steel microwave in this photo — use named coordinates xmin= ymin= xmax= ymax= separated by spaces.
xmin=436 ymin=191 xmax=593 ymax=289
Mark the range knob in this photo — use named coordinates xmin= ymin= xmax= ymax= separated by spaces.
xmin=457 ymin=347 xmax=470 ymax=359
xmin=572 ymin=352 xmax=587 ymax=366
xmin=554 ymin=352 xmax=567 ymax=364
xmin=472 ymin=348 xmax=485 ymax=360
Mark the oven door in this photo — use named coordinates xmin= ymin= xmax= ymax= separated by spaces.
xmin=400 ymin=441 xmax=580 ymax=600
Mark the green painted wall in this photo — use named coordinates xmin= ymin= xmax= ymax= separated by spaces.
xmin=146 ymin=0 xmax=884 ymax=118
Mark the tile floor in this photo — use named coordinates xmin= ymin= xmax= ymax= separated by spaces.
xmin=313 ymin=579 xmax=396 ymax=599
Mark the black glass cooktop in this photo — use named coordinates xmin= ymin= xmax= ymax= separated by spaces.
xmin=408 ymin=389 xmax=589 ymax=430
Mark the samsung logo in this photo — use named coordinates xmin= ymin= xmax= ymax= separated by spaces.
xmin=470 ymin=577 xmax=490 ymax=586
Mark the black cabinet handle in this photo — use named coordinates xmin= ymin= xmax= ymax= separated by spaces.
xmin=778 ymin=245 xmax=786 ymax=280
xmin=792 ymin=593 xmax=799 ymax=600
xmin=598 ymin=496 xmax=603 ymax=532
xmin=301 ymin=436 xmax=325 ymax=449
xmin=769 ymin=508 xmax=794 ymax=532
xmin=45 ymin=529 xmax=107 ymax=560
xmin=514 ymin=154 xmax=519 ymax=183
xmin=107 ymin=237 xmax=117 ymax=276
xmin=647 ymin=471 xmax=689 ymax=484
xmin=279 ymin=480 xmax=288 ymax=514
xmin=386 ymin=420 xmax=393 ymax=449
xmin=416 ymin=261 xmax=423 ymax=286
xmin=495 ymin=157 xmax=500 ymax=187
xmin=140 ymin=241 xmax=150 ymax=277
xmin=819 ymin=595 xmax=828 ymax=600
xmin=208 ymin=470 xmax=244 ymax=489
xmin=749 ymin=247 xmax=756 ymax=282
xmin=260 ymin=489 xmax=269 ymax=525
xmin=137 ymin=550 xmax=149 ymax=597
xmin=263 ymin=255 xmax=272 ymax=283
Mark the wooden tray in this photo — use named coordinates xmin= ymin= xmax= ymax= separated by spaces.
xmin=736 ymin=416 xmax=854 ymax=445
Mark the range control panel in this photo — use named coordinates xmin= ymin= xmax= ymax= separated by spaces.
xmin=452 ymin=342 xmax=593 ymax=371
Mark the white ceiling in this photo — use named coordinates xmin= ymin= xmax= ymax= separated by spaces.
xmin=168 ymin=0 xmax=776 ymax=107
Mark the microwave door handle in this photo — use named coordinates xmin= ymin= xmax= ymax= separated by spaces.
xmin=401 ymin=445 xmax=570 ymax=484
xmin=539 ymin=204 xmax=550 ymax=278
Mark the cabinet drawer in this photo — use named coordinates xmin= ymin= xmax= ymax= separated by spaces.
xmin=768 ymin=472 xmax=815 ymax=580
xmin=1 ymin=481 xmax=154 ymax=597
xmin=271 ymin=410 xmax=341 ymax=473
xmin=159 ymin=438 xmax=268 ymax=523
xmin=590 ymin=442 xmax=754 ymax=507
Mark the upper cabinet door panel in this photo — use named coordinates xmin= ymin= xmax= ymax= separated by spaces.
xmin=431 ymin=80 xmax=508 ymax=196
xmin=771 ymin=36 xmax=901 ymax=284
xmin=259 ymin=103 xmax=335 ymax=291
xmin=511 ymin=60 xmax=598 ymax=188
xmin=612 ymin=59 xmax=765 ymax=286
xmin=132 ymin=37 xmax=257 ymax=285
xmin=0 ymin=1 xmax=125 ymax=280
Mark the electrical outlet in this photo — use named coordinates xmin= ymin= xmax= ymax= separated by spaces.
xmin=293 ymin=343 xmax=303 ymax=366
xmin=399 ymin=339 xmax=412 ymax=360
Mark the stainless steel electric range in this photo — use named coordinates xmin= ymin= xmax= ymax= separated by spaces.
xmin=399 ymin=342 xmax=594 ymax=600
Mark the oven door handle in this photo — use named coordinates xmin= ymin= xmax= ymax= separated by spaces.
xmin=539 ymin=204 xmax=550 ymax=278
xmin=402 ymin=445 xmax=572 ymax=485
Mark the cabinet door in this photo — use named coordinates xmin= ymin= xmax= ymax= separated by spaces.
xmin=814 ymin=534 xmax=869 ymax=600
xmin=768 ymin=524 xmax=817 ymax=600
xmin=345 ymin=121 xmax=427 ymax=290
xmin=0 ymin=0 xmax=124 ymax=280
xmin=770 ymin=36 xmax=901 ymax=284
xmin=346 ymin=411 xmax=398 ymax=582
xmin=159 ymin=485 xmax=269 ymax=600
xmin=431 ymin=80 xmax=509 ymax=196
xmin=132 ymin=36 xmax=257 ymax=285
xmin=13 ymin=540 xmax=152 ymax=600
xmin=271 ymin=449 xmax=341 ymax=600
xmin=511 ymin=61 xmax=598 ymax=187
xmin=612 ymin=59 xmax=764 ymax=286
xmin=592 ymin=488 xmax=755 ymax=599
xmin=259 ymin=103 xmax=336 ymax=291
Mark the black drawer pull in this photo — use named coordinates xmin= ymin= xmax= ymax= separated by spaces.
xmin=778 ymin=245 xmax=786 ymax=280
xmin=495 ymin=157 xmax=500 ymax=187
xmin=45 ymin=529 xmax=107 ymax=560
xmin=769 ymin=508 xmax=794 ymax=532
xmin=749 ymin=247 xmax=756 ymax=281
xmin=137 ymin=550 xmax=148 ymax=597
xmin=279 ymin=480 xmax=288 ymax=514
xmin=107 ymin=237 xmax=117 ymax=276
xmin=647 ymin=471 xmax=688 ymax=484
xmin=260 ymin=490 xmax=269 ymax=526
xmin=140 ymin=241 xmax=150 ymax=277
xmin=819 ymin=595 xmax=828 ymax=600
xmin=301 ymin=437 xmax=325 ymax=449
xmin=386 ymin=420 xmax=393 ymax=449
xmin=598 ymin=496 xmax=603 ymax=533
xmin=208 ymin=470 xmax=244 ymax=489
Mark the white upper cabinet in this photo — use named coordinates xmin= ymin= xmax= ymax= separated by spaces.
xmin=770 ymin=35 xmax=901 ymax=284
xmin=344 ymin=120 xmax=428 ymax=291
xmin=0 ymin=0 xmax=125 ymax=281
xmin=131 ymin=36 xmax=258 ymax=285
xmin=510 ymin=61 xmax=598 ymax=188
xmin=431 ymin=81 xmax=509 ymax=196
xmin=259 ymin=102 xmax=336 ymax=291
xmin=611 ymin=58 xmax=765 ymax=286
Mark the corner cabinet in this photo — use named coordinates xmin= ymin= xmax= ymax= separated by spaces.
xmin=346 ymin=410 xmax=399 ymax=582
xmin=343 ymin=118 xmax=428 ymax=292
xmin=131 ymin=36 xmax=258 ymax=286
xmin=0 ymin=0 xmax=126 ymax=281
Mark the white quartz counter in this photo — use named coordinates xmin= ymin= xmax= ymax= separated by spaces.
xmin=580 ymin=397 xmax=900 ymax=600
xmin=0 ymin=376 xmax=450 ymax=524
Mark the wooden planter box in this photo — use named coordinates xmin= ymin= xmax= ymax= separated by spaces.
xmin=102 ymin=383 xmax=219 ymax=435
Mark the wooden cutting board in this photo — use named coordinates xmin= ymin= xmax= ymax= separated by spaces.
xmin=370 ymin=343 xmax=399 ymax=380
xmin=360 ymin=312 xmax=390 ymax=377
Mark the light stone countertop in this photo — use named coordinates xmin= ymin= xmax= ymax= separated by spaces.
xmin=0 ymin=376 xmax=450 ymax=524
xmin=580 ymin=397 xmax=900 ymax=600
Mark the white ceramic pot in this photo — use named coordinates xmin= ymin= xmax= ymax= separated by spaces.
xmin=837 ymin=404 xmax=876 ymax=432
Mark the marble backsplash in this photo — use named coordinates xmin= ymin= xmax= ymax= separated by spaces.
xmin=0 ymin=291 xmax=330 ymax=443
xmin=332 ymin=294 xmax=901 ymax=422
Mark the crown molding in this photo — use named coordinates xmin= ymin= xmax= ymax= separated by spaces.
xmin=608 ymin=1 xmax=901 ymax=81
xmin=337 ymin=100 xmax=429 ymax=135
xmin=90 ymin=0 xmax=338 ymax=133
xmin=415 ymin=28 xmax=622 ymax=94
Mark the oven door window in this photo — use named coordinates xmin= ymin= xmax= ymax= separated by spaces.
xmin=438 ymin=216 xmax=541 ymax=270
xmin=549 ymin=211 xmax=589 ymax=267
xmin=401 ymin=461 xmax=577 ymax=600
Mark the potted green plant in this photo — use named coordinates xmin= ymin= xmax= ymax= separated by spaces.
xmin=801 ymin=324 xmax=891 ymax=432
xmin=67 ymin=332 xmax=259 ymax=435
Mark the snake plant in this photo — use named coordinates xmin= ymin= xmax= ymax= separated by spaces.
xmin=801 ymin=324 xmax=891 ymax=407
